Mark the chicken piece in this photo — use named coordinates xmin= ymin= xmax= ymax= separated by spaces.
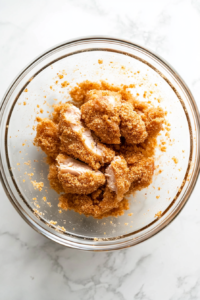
xmin=128 ymin=156 xmax=154 ymax=193
xmin=105 ymin=156 xmax=130 ymax=201
xmin=58 ymin=192 xmax=129 ymax=219
xmin=59 ymin=103 xmax=115 ymax=170
xmin=34 ymin=119 xmax=60 ymax=159
xmin=119 ymin=136 xmax=158 ymax=162
xmin=48 ymin=162 xmax=64 ymax=193
xmin=59 ymin=193 xmax=101 ymax=217
xmin=119 ymin=144 xmax=155 ymax=193
xmin=119 ymin=143 xmax=146 ymax=164
xmin=81 ymin=90 xmax=121 ymax=144
xmin=58 ymin=155 xmax=131 ymax=217
xmin=52 ymin=103 xmax=69 ymax=124
xmin=85 ymin=89 xmax=121 ymax=103
xmin=120 ymin=101 xmax=148 ymax=144
xmin=142 ymin=107 xmax=165 ymax=136
xmin=56 ymin=154 xmax=105 ymax=194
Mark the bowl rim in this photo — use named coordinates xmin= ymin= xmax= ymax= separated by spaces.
xmin=1 ymin=35 xmax=200 ymax=251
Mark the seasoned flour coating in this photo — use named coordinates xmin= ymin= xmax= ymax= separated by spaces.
xmin=34 ymin=119 xmax=60 ymax=159
xmin=81 ymin=90 xmax=121 ymax=144
xmin=142 ymin=107 xmax=165 ymax=136
xmin=126 ymin=152 xmax=155 ymax=193
xmin=56 ymin=154 xmax=105 ymax=194
xmin=120 ymin=101 xmax=148 ymax=144
xmin=59 ymin=103 xmax=115 ymax=170
xmin=48 ymin=162 xmax=64 ymax=193
xmin=58 ymin=191 xmax=129 ymax=218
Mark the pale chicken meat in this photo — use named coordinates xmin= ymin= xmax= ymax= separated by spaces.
xmin=105 ymin=156 xmax=130 ymax=201
xmin=81 ymin=90 xmax=121 ymax=144
xmin=59 ymin=103 xmax=115 ymax=170
xmin=48 ymin=162 xmax=64 ymax=194
xmin=56 ymin=154 xmax=105 ymax=194
xmin=120 ymin=101 xmax=148 ymax=144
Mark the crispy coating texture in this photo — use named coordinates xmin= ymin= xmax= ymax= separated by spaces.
xmin=81 ymin=91 xmax=121 ymax=144
xmin=120 ymin=101 xmax=148 ymax=144
xmin=59 ymin=103 xmax=115 ymax=170
xmin=48 ymin=163 xmax=64 ymax=193
xmin=119 ymin=144 xmax=155 ymax=193
xmin=85 ymin=90 xmax=121 ymax=102
xmin=127 ymin=156 xmax=155 ymax=193
xmin=69 ymin=81 xmax=122 ymax=104
xmin=52 ymin=103 xmax=70 ymax=124
xmin=58 ymin=191 xmax=129 ymax=219
xmin=142 ymin=107 xmax=165 ymax=136
xmin=34 ymin=119 xmax=60 ymax=159
xmin=57 ymin=155 xmax=105 ymax=194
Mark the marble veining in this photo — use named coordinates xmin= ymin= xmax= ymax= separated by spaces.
xmin=1 ymin=0 xmax=200 ymax=299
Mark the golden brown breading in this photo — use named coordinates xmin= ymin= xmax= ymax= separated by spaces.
xmin=69 ymin=81 xmax=121 ymax=104
xmin=56 ymin=154 xmax=105 ymax=194
xmin=127 ymin=156 xmax=154 ymax=193
xmin=59 ymin=103 xmax=115 ymax=170
xmin=142 ymin=107 xmax=165 ymax=136
xmin=52 ymin=103 xmax=70 ymax=124
xmin=34 ymin=80 xmax=165 ymax=219
xmin=81 ymin=91 xmax=121 ymax=144
xmin=85 ymin=89 xmax=121 ymax=103
xmin=119 ymin=143 xmax=155 ymax=194
xmin=34 ymin=119 xmax=60 ymax=159
xmin=48 ymin=162 xmax=64 ymax=193
xmin=105 ymin=156 xmax=131 ymax=201
xmin=58 ymin=191 xmax=129 ymax=219
xmin=58 ymin=193 xmax=102 ymax=217
xmin=120 ymin=101 xmax=148 ymax=144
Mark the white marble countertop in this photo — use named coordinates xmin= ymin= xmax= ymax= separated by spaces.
xmin=1 ymin=0 xmax=200 ymax=299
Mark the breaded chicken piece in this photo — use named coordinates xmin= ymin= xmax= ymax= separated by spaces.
xmin=58 ymin=156 xmax=131 ymax=218
xmin=81 ymin=90 xmax=121 ymax=144
xmin=105 ymin=156 xmax=130 ymax=201
xmin=142 ymin=107 xmax=165 ymax=136
xmin=48 ymin=162 xmax=64 ymax=193
xmin=120 ymin=101 xmax=148 ymax=144
xmin=118 ymin=144 xmax=154 ymax=193
xmin=34 ymin=119 xmax=60 ymax=159
xmin=58 ymin=192 xmax=129 ymax=218
xmin=119 ymin=144 xmax=145 ymax=165
xmin=59 ymin=103 xmax=115 ymax=170
xmin=59 ymin=193 xmax=102 ymax=217
xmin=85 ymin=89 xmax=121 ymax=103
xmin=56 ymin=154 xmax=105 ymax=194
xmin=128 ymin=155 xmax=154 ymax=193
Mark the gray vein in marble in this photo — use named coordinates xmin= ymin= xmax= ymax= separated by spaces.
xmin=68 ymin=0 xmax=106 ymax=16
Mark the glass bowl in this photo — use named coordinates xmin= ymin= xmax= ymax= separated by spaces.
xmin=0 ymin=37 xmax=199 ymax=251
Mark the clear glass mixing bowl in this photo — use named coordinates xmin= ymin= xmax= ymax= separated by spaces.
xmin=0 ymin=37 xmax=199 ymax=251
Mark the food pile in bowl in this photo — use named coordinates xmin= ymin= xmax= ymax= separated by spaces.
xmin=34 ymin=80 xmax=165 ymax=219
xmin=1 ymin=37 xmax=197 ymax=249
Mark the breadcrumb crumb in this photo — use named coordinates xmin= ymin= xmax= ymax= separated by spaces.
xmin=31 ymin=180 xmax=44 ymax=191
xmin=155 ymin=211 xmax=162 ymax=218
xmin=172 ymin=157 xmax=178 ymax=164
